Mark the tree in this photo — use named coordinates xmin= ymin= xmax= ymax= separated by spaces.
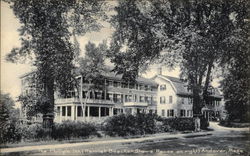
xmin=0 ymin=93 xmax=20 ymax=143
xmin=4 ymin=0 xmax=108 ymax=125
xmin=73 ymin=41 xmax=108 ymax=120
xmin=108 ymin=0 xmax=249 ymax=116
xmin=220 ymin=17 xmax=250 ymax=122
xmin=0 ymin=93 xmax=18 ymax=123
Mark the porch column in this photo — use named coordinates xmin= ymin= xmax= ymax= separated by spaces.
xmin=75 ymin=106 xmax=78 ymax=121
xmin=123 ymin=94 xmax=125 ymax=102
xmin=59 ymin=106 xmax=62 ymax=123
xmin=65 ymin=106 xmax=68 ymax=120
xmin=71 ymin=105 xmax=75 ymax=120
xmin=99 ymin=107 xmax=101 ymax=119
xmin=87 ymin=106 xmax=90 ymax=118
xmin=110 ymin=107 xmax=113 ymax=116
xmin=104 ymin=79 xmax=107 ymax=100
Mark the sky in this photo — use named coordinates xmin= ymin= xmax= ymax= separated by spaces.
xmin=1 ymin=1 xmax=219 ymax=107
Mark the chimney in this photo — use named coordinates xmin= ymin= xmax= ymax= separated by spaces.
xmin=157 ymin=67 xmax=162 ymax=75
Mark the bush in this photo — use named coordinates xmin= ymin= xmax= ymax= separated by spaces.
xmin=51 ymin=121 xmax=98 ymax=140
xmin=19 ymin=123 xmax=51 ymax=141
xmin=0 ymin=120 xmax=22 ymax=144
xmin=200 ymin=116 xmax=209 ymax=130
xmin=161 ymin=118 xmax=195 ymax=131
xmin=103 ymin=113 xmax=159 ymax=137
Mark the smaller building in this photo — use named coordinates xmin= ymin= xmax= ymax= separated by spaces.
xmin=152 ymin=74 xmax=225 ymax=119
xmin=202 ymin=87 xmax=225 ymax=121
xmin=152 ymin=75 xmax=193 ymax=118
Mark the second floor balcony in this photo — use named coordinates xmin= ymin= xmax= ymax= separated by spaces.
xmin=55 ymin=97 xmax=115 ymax=105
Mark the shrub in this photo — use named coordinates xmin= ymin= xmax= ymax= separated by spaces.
xmin=161 ymin=118 xmax=195 ymax=131
xmin=51 ymin=121 xmax=98 ymax=140
xmin=103 ymin=113 xmax=159 ymax=137
xmin=200 ymin=116 xmax=209 ymax=130
xmin=0 ymin=120 xmax=22 ymax=144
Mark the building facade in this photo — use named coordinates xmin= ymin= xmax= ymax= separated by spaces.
xmin=54 ymin=72 xmax=158 ymax=123
xmin=20 ymin=71 xmax=225 ymax=123
xmin=152 ymin=75 xmax=193 ymax=118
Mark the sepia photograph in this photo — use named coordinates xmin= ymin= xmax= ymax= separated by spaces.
xmin=1 ymin=0 xmax=249 ymax=155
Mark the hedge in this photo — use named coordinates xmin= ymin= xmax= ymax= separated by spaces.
xmin=1 ymin=120 xmax=99 ymax=143
xmin=102 ymin=113 xmax=199 ymax=137
xmin=52 ymin=121 xmax=98 ymax=140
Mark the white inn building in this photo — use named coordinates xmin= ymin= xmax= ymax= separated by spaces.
xmin=20 ymin=70 xmax=225 ymax=123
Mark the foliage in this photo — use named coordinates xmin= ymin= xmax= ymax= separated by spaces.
xmin=4 ymin=0 xmax=108 ymax=120
xmin=108 ymin=0 xmax=249 ymax=116
xmin=220 ymin=42 xmax=250 ymax=122
xmin=51 ymin=121 xmax=98 ymax=140
xmin=200 ymin=116 xmax=209 ymax=130
xmin=103 ymin=113 xmax=196 ymax=137
xmin=219 ymin=16 xmax=250 ymax=122
xmin=72 ymin=41 xmax=109 ymax=120
xmin=161 ymin=118 xmax=195 ymax=131
xmin=76 ymin=41 xmax=108 ymax=89
xmin=1 ymin=121 xmax=98 ymax=143
xmin=0 ymin=93 xmax=21 ymax=144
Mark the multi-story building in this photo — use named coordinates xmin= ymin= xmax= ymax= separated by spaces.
xmin=54 ymin=71 xmax=158 ymax=123
xmin=152 ymin=73 xmax=224 ymax=120
xmin=20 ymin=70 xmax=225 ymax=123
xmin=152 ymin=74 xmax=193 ymax=118
xmin=20 ymin=71 xmax=43 ymax=123
xmin=202 ymin=86 xmax=225 ymax=121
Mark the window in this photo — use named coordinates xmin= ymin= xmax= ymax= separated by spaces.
xmin=57 ymin=107 xmax=60 ymax=116
xmin=107 ymin=80 xmax=113 ymax=87
xmin=113 ymin=81 xmax=119 ymax=87
xmin=160 ymin=96 xmax=166 ymax=104
xmin=140 ymin=96 xmax=145 ymax=102
xmin=121 ymin=82 xmax=128 ymax=88
xmin=77 ymin=106 xmax=88 ymax=117
xmin=113 ymin=94 xmax=118 ymax=103
xmin=77 ymin=106 xmax=82 ymax=117
xmin=188 ymin=98 xmax=193 ymax=105
xmin=129 ymin=83 xmax=135 ymax=89
xmin=95 ymin=92 xmax=102 ymax=99
xmin=181 ymin=98 xmax=185 ymax=104
xmin=128 ymin=95 xmax=132 ymax=102
xmin=161 ymin=110 xmax=165 ymax=116
xmin=89 ymin=107 xmax=99 ymax=117
xmin=187 ymin=110 xmax=193 ymax=117
xmin=62 ymin=106 xmax=66 ymax=116
xmin=106 ymin=93 xmax=112 ymax=100
xmin=160 ymin=84 xmax=166 ymax=91
xmin=101 ymin=107 xmax=109 ymax=117
xmin=67 ymin=106 xmax=71 ymax=116
xmin=169 ymin=96 xmax=173 ymax=103
xmin=125 ymin=95 xmax=129 ymax=102
xmin=134 ymin=94 xmax=137 ymax=102
xmin=180 ymin=109 xmax=186 ymax=117
xmin=145 ymin=96 xmax=149 ymax=103
xmin=167 ymin=109 xmax=174 ymax=117
xmin=113 ymin=108 xmax=118 ymax=115
xmin=139 ymin=84 xmax=144 ymax=90
xmin=216 ymin=111 xmax=220 ymax=116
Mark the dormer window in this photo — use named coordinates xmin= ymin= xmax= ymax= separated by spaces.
xmin=160 ymin=84 xmax=166 ymax=91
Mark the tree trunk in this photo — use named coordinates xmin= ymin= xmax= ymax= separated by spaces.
xmin=192 ymin=85 xmax=202 ymax=117
xmin=203 ymin=60 xmax=213 ymax=106
xmin=42 ymin=79 xmax=55 ymax=128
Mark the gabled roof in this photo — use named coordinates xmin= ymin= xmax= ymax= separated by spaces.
xmin=21 ymin=69 xmax=157 ymax=86
xmin=158 ymin=75 xmax=191 ymax=96
xmin=101 ymin=71 xmax=157 ymax=86
xmin=20 ymin=70 xmax=36 ymax=79
xmin=153 ymin=74 xmax=222 ymax=98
